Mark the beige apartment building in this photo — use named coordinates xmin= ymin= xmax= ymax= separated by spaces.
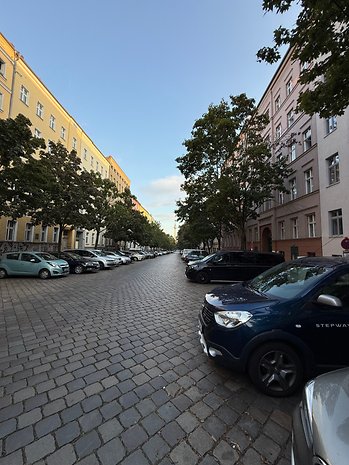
xmin=223 ymin=47 xmax=348 ymax=260
xmin=0 ymin=32 xmax=141 ymax=251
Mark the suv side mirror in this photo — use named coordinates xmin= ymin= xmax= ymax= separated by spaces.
xmin=317 ymin=294 xmax=342 ymax=307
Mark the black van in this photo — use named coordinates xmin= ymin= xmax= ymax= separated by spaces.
xmin=185 ymin=250 xmax=284 ymax=283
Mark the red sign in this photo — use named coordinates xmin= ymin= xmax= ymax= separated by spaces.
xmin=341 ymin=237 xmax=349 ymax=249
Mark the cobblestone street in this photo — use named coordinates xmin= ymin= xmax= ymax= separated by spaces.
xmin=0 ymin=253 xmax=300 ymax=465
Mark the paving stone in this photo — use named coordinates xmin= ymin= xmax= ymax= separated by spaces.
xmin=157 ymin=401 xmax=180 ymax=422
xmin=0 ymin=419 xmax=17 ymax=439
xmin=98 ymin=418 xmax=123 ymax=443
xmin=42 ymin=399 xmax=66 ymax=416
xmin=55 ymin=421 xmax=81 ymax=446
xmin=253 ymin=434 xmax=281 ymax=462
xmin=141 ymin=412 xmax=165 ymax=436
xmin=142 ymin=434 xmax=170 ymax=462
xmin=61 ymin=403 xmax=83 ymax=423
xmin=0 ymin=402 xmax=24 ymax=422
xmin=188 ymin=426 xmax=215 ymax=455
xmin=25 ymin=434 xmax=55 ymax=463
xmin=0 ymin=450 xmax=23 ymax=465
xmin=75 ymin=430 xmax=101 ymax=459
xmin=97 ymin=438 xmax=125 ymax=465
xmin=46 ymin=444 xmax=76 ymax=465
xmin=160 ymin=421 xmax=186 ymax=446
xmin=170 ymin=442 xmax=199 ymax=465
xmin=212 ymin=439 xmax=240 ymax=464
xmin=121 ymin=424 xmax=148 ymax=452
xmin=79 ymin=409 xmax=103 ymax=432
xmin=5 ymin=426 xmax=34 ymax=454
xmin=120 ymin=450 xmax=150 ymax=465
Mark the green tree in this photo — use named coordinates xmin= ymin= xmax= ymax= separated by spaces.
xmin=177 ymin=94 xmax=289 ymax=250
xmin=27 ymin=142 xmax=92 ymax=252
xmin=257 ymin=0 xmax=349 ymax=118
xmin=0 ymin=114 xmax=45 ymax=217
xmin=82 ymin=171 xmax=118 ymax=248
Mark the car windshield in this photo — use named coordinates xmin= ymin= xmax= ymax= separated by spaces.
xmin=66 ymin=252 xmax=80 ymax=259
xmin=247 ymin=261 xmax=331 ymax=299
xmin=36 ymin=252 xmax=57 ymax=260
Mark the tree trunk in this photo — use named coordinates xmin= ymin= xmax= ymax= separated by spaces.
xmin=95 ymin=229 xmax=100 ymax=249
xmin=240 ymin=226 xmax=247 ymax=250
xmin=57 ymin=226 xmax=64 ymax=253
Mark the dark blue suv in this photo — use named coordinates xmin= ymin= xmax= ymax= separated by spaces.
xmin=199 ymin=257 xmax=349 ymax=396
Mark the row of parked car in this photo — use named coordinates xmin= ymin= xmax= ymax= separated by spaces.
xmin=182 ymin=250 xmax=349 ymax=464
xmin=0 ymin=248 xmax=168 ymax=279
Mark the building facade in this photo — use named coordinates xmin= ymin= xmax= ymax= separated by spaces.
xmin=223 ymin=48 xmax=349 ymax=260
xmin=0 ymin=32 xmax=150 ymax=251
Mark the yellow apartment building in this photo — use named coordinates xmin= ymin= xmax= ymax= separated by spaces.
xmin=0 ymin=32 xmax=136 ymax=251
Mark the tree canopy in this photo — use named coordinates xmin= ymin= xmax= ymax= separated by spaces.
xmin=176 ymin=94 xmax=289 ymax=249
xmin=257 ymin=0 xmax=349 ymax=118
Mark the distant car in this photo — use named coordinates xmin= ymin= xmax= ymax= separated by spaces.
xmin=103 ymin=251 xmax=129 ymax=265
xmin=199 ymin=256 xmax=349 ymax=396
xmin=186 ymin=250 xmax=284 ymax=283
xmin=292 ymin=367 xmax=349 ymax=465
xmin=184 ymin=250 xmax=209 ymax=263
xmin=128 ymin=250 xmax=146 ymax=261
xmin=66 ymin=249 xmax=117 ymax=269
xmin=51 ymin=251 xmax=100 ymax=274
xmin=0 ymin=251 xmax=69 ymax=279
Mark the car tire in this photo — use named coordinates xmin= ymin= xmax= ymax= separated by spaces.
xmin=39 ymin=269 xmax=51 ymax=280
xmin=0 ymin=268 xmax=7 ymax=279
xmin=99 ymin=262 xmax=105 ymax=270
xmin=74 ymin=265 xmax=84 ymax=274
xmin=247 ymin=342 xmax=303 ymax=397
xmin=196 ymin=271 xmax=210 ymax=284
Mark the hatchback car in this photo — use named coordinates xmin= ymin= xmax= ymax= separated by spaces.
xmin=186 ymin=250 xmax=284 ymax=283
xmin=292 ymin=367 xmax=349 ymax=465
xmin=0 ymin=251 xmax=69 ymax=279
xmin=51 ymin=251 xmax=100 ymax=274
xmin=198 ymin=257 xmax=349 ymax=396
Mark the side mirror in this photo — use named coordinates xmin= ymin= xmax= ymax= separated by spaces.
xmin=317 ymin=294 xmax=342 ymax=307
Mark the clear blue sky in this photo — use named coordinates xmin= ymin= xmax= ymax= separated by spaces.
xmin=2 ymin=0 xmax=297 ymax=236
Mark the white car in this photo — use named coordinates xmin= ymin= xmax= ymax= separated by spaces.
xmin=104 ymin=251 xmax=131 ymax=265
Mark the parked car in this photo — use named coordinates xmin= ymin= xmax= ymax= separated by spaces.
xmin=198 ymin=256 xmax=349 ymax=396
xmin=292 ymin=367 xmax=349 ymax=465
xmin=103 ymin=251 xmax=130 ymax=265
xmin=186 ymin=250 xmax=284 ymax=283
xmin=0 ymin=251 xmax=69 ymax=279
xmin=184 ymin=250 xmax=209 ymax=263
xmin=128 ymin=250 xmax=146 ymax=261
xmin=51 ymin=251 xmax=100 ymax=274
xmin=66 ymin=249 xmax=117 ymax=269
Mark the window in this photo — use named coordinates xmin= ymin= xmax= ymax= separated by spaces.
xmin=72 ymin=137 xmax=77 ymax=150
xmin=0 ymin=91 xmax=3 ymax=111
xmin=6 ymin=220 xmax=17 ymax=241
xmin=303 ymin=127 xmax=312 ymax=151
xmin=36 ymin=101 xmax=44 ymax=118
xmin=20 ymin=85 xmax=29 ymax=105
xmin=290 ymin=178 xmax=297 ymax=200
xmin=53 ymin=227 xmax=59 ymax=242
xmin=84 ymin=148 xmax=88 ymax=160
xmin=96 ymin=161 xmax=99 ymax=172
xmin=275 ymin=124 xmax=282 ymax=139
xmin=101 ymin=166 xmax=104 ymax=177
xmin=278 ymin=191 xmax=284 ymax=205
xmin=304 ymin=168 xmax=313 ymax=194
xmin=85 ymin=231 xmax=89 ymax=244
xmin=0 ymin=58 xmax=5 ymax=76
xmin=328 ymin=153 xmax=340 ymax=185
xmin=279 ymin=221 xmax=285 ymax=240
xmin=60 ymin=126 xmax=66 ymax=140
xmin=287 ymin=110 xmax=294 ymax=127
xmin=300 ymin=62 xmax=309 ymax=72
xmin=49 ymin=114 xmax=56 ymax=130
xmin=91 ymin=156 xmax=94 ymax=167
xmin=40 ymin=226 xmax=48 ymax=242
xmin=275 ymin=95 xmax=281 ymax=111
xmin=326 ymin=116 xmax=337 ymax=134
xmin=286 ymin=79 xmax=293 ymax=96
xmin=291 ymin=218 xmax=298 ymax=239
xmin=330 ymin=209 xmax=343 ymax=236
xmin=307 ymin=214 xmax=316 ymax=238
xmin=24 ymin=223 xmax=34 ymax=242
xmin=289 ymin=143 xmax=297 ymax=162
xmin=34 ymin=128 xmax=41 ymax=138
xmin=254 ymin=227 xmax=259 ymax=242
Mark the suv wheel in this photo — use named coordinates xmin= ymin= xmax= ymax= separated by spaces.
xmin=247 ymin=342 xmax=303 ymax=397
xmin=196 ymin=271 xmax=210 ymax=284
xmin=99 ymin=261 xmax=105 ymax=270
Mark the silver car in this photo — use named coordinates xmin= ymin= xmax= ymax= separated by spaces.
xmin=292 ymin=367 xmax=349 ymax=465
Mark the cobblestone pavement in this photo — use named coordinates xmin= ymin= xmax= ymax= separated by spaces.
xmin=0 ymin=253 xmax=301 ymax=465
